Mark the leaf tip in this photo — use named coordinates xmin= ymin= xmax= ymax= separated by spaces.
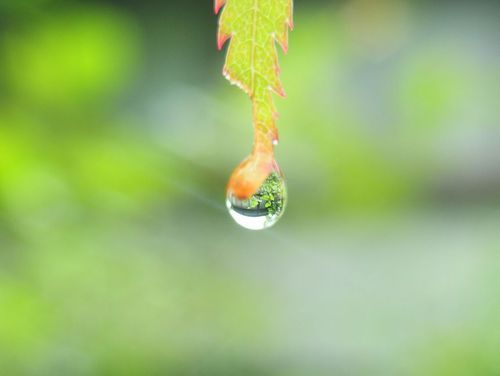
xmin=214 ymin=0 xmax=226 ymax=14
xmin=217 ymin=31 xmax=230 ymax=50
xmin=278 ymin=38 xmax=289 ymax=54
xmin=274 ymin=85 xmax=286 ymax=98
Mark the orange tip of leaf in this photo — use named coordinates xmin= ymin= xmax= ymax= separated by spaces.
xmin=215 ymin=0 xmax=226 ymax=14
xmin=278 ymin=38 xmax=289 ymax=54
xmin=217 ymin=31 xmax=230 ymax=50
xmin=275 ymin=86 xmax=286 ymax=97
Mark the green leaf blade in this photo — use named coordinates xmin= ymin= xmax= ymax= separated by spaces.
xmin=216 ymin=0 xmax=293 ymax=97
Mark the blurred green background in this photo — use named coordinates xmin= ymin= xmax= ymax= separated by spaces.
xmin=1 ymin=0 xmax=500 ymax=374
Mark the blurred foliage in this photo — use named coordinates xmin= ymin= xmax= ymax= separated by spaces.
xmin=2 ymin=7 xmax=139 ymax=109
xmin=0 ymin=0 xmax=499 ymax=374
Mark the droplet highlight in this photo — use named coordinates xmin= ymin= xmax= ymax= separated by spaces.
xmin=226 ymin=169 xmax=287 ymax=230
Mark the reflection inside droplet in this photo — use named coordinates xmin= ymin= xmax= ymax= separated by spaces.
xmin=226 ymin=169 xmax=287 ymax=230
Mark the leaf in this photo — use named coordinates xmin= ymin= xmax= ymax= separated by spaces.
xmin=216 ymin=0 xmax=293 ymax=199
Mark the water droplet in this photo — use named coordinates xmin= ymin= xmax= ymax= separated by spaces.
xmin=226 ymin=167 xmax=287 ymax=230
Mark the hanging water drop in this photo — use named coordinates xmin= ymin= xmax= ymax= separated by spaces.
xmin=226 ymin=167 xmax=287 ymax=230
